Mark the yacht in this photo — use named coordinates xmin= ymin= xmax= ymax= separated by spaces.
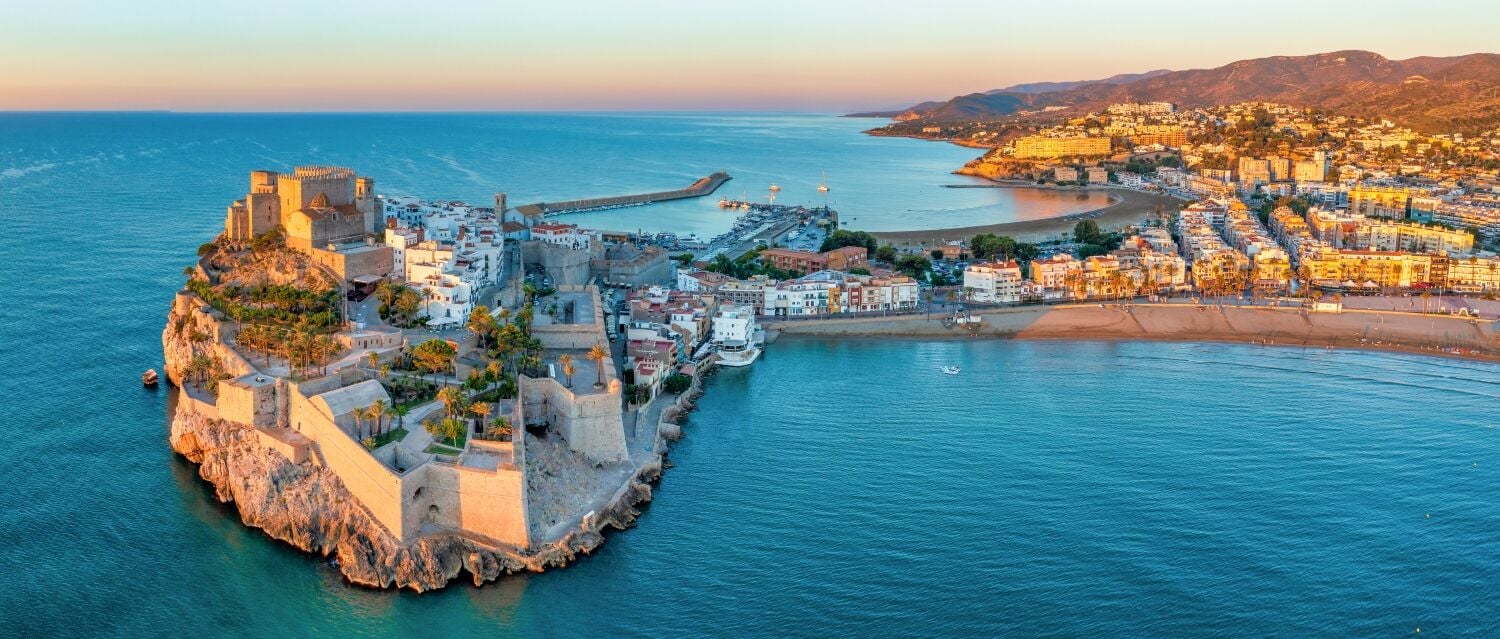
xmin=940 ymin=366 xmax=960 ymax=375
xmin=817 ymin=171 xmax=830 ymax=193
xmin=768 ymin=183 xmax=781 ymax=192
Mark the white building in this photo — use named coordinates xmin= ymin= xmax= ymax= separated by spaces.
xmin=963 ymin=260 xmax=1025 ymax=303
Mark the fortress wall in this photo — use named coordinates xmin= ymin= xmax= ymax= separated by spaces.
xmin=522 ymin=376 xmax=627 ymax=463
xmin=421 ymin=463 xmax=531 ymax=548
xmin=526 ymin=241 xmax=592 ymax=286
xmin=310 ymin=245 xmax=393 ymax=282
xmin=288 ymin=389 xmax=410 ymax=540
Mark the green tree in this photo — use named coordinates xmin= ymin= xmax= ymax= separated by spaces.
xmin=663 ymin=373 xmax=693 ymax=394
xmin=819 ymin=229 xmax=878 ymax=253
xmin=411 ymin=339 xmax=457 ymax=383
xmin=894 ymin=254 xmax=932 ymax=279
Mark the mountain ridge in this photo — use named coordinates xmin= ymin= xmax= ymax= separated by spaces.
xmin=860 ymin=51 xmax=1500 ymax=132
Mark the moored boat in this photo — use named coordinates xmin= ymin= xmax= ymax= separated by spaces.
xmin=142 ymin=368 xmax=160 ymax=386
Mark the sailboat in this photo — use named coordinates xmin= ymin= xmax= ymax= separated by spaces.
xmin=818 ymin=171 xmax=830 ymax=193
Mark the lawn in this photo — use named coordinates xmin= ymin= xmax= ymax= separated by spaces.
xmin=424 ymin=443 xmax=463 ymax=456
xmin=369 ymin=427 xmax=408 ymax=449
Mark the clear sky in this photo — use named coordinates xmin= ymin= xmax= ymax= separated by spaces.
xmin=2 ymin=0 xmax=1495 ymax=112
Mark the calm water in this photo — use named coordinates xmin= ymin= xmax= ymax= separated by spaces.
xmin=2 ymin=114 xmax=1498 ymax=637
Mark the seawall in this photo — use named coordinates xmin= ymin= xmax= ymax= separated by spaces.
xmin=770 ymin=303 xmax=1500 ymax=362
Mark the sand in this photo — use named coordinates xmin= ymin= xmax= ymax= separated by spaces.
xmin=769 ymin=302 xmax=1500 ymax=363
xmin=871 ymin=187 xmax=1185 ymax=246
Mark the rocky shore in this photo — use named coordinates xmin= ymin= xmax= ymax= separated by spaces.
xmin=163 ymin=300 xmax=711 ymax=591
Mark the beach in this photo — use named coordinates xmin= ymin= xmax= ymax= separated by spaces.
xmin=769 ymin=302 xmax=1500 ymax=363
xmin=871 ymin=186 xmax=1184 ymax=246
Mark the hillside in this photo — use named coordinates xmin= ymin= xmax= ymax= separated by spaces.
xmin=871 ymin=51 xmax=1500 ymax=133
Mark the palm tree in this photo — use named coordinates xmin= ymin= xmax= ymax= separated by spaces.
xmin=587 ymin=343 xmax=609 ymax=388
xmin=468 ymin=401 xmax=491 ymax=432
xmin=352 ymin=405 xmax=369 ymax=439
xmin=557 ymin=353 xmax=575 ymax=388
xmin=391 ymin=403 xmax=410 ymax=433
xmin=366 ymin=351 xmax=379 ymax=370
xmin=369 ymin=399 xmax=388 ymax=438
xmin=437 ymin=386 xmax=465 ymax=419
xmin=488 ymin=416 xmax=512 ymax=440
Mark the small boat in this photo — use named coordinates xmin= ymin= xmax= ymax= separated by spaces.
xmin=818 ymin=171 xmax=830 ymax=192
xmin=768 ymin=183 xmax=781 ymax=192
xmin=718 ymin=196 xmax=731 ymax=207
xmin=940 ymin=366 xmax=960 ymax=375
xmin=142 ymin=369 xmax=160 ymax=386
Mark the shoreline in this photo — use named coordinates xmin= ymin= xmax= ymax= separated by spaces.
xmin=871 ymin=186 xmax=1185 ymax=245
xmin=768 ymin=303 xmax=1500 ymax=364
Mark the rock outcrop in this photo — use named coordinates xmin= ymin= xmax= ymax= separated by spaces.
xmin=169 ymin=403 xmax=662 ymax=591
xmin=162 ymin=288 xmax=698 ymax=591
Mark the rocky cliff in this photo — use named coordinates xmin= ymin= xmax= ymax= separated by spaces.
xmin=162 ymin=296 xmax=663 ymax=591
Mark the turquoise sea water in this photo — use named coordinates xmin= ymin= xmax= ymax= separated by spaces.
xmin=1 ymin=114 xmax=1498 ymax=637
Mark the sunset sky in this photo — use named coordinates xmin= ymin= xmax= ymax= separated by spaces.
xmin=2 ymin=0 xmax=1495 ymax=112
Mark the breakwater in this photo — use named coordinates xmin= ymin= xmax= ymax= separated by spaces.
xmin=515 ymin=172 xmax=731 ymax=218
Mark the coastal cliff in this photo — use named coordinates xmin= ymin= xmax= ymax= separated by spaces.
xmin=161 ymin=295 xmax=668 ymax=591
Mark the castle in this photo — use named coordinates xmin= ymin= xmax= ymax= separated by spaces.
xmin=224 ymin=166 xmax=392 ymax=281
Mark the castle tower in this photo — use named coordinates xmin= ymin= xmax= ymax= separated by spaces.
xmin=356 ymin=176 xmax=377 ymax=232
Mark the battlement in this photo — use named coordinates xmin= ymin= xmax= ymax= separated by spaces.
xmin=292 ymin=165 xmax=355 ymax=180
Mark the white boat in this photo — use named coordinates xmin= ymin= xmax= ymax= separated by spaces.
xmin=768 ymin=183 xmax=781 ymax=192
xmin=818 ymin=171 xmax=830 ymax=192
xmin=940 ymin=366 xmax=960 ymax=375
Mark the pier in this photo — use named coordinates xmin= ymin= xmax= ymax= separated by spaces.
xmin=515 ymin=172 xmax=731 ymax=218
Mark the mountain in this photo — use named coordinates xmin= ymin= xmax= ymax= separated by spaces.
xmin=990 ymin=69 xmax=1172 ymax=95
xmin=872 ymin=51 xmax=1500 ymax=132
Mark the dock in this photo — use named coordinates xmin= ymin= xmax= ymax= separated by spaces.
xmin=515 ymin=172 xmax=731 ymax=218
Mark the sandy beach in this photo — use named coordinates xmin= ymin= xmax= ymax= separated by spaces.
xmin=872 ymin=187 xmax=1184 ymax=246
xmin=769 ymin=303 xmax=1500 ymax=363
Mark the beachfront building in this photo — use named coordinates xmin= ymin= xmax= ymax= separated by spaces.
xmin=840 ymin=273 xmax=920 ymax=312
xmin=964 ymin=261 xmax=1026 ymax=304
xmin=1300 ymin=247 xmax=1436 ymax=289
xmin=1444 ymin=255 xmax=1500 ymax=293
xmin=1031 ymin=254 xmax=1082 ymax=300
xmin=762 ymin=277 xmax=838 ymax=317
xmin=1013 ymin=136 xmax=1112 ymax=159
xmin=1054 ymin=166 xmax=1079 ymax=183
xmin=1349 ymin=221 xmax=1474 ymax=255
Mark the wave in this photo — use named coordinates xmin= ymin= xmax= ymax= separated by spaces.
xmin=0 ymin=161 xmax=59 ymax=181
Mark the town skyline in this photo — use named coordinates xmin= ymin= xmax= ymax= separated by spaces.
xmin=3 ymin=0 xmax=1497 ymax=112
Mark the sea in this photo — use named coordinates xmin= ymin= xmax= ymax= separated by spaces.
xmin=1 ymin=113 xmax=1497 ymax=637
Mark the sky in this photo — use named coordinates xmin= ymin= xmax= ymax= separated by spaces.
xmin=2 ymin=0 xmax=1496 ymax=112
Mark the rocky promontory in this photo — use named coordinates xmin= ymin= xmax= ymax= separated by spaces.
xmin=162 ymin=305 xmax=671 ymax=591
